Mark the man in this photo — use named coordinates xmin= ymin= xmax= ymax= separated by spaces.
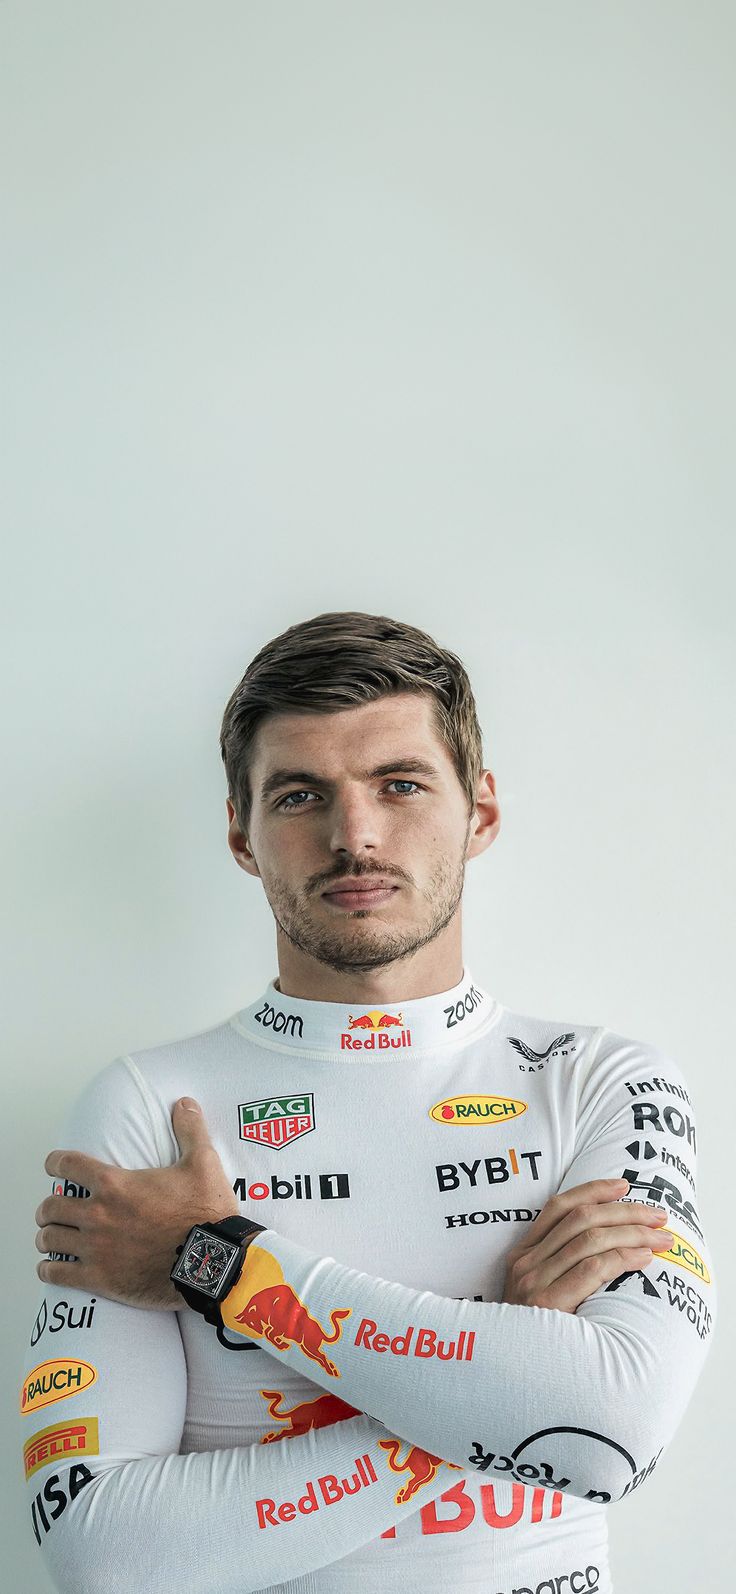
xmin=21 ymin=611 xmax=714 ymax=1594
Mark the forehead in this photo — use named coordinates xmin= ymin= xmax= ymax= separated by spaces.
xmin=252 ymin=693 xmax=450 ymax=777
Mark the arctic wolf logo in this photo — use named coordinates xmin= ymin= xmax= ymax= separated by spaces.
xmin=507 ymin=1031 xmax=576 ymax=1062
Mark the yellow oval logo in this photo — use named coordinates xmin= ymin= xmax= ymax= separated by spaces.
xmin=653 ymin=1231 xmax=711 ymax=1285
xmin=20 ymin=1359 xmax=98 ymax=1416
xmin=429 ymin=1095 xmax=527 ymax=1125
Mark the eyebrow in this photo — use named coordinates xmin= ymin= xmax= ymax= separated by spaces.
xmin=260 ymin=758 xmax=443 ymax=803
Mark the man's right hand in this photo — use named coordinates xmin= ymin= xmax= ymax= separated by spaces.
xmin=502 ymin=1178 xmax=674 ymax=1313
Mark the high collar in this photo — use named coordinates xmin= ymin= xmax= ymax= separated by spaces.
xmin=229 ymin=967 xmax=502 ymax=1058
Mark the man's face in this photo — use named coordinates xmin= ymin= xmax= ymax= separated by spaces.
xmin=227 ymin=692 xmax=497 ymax=976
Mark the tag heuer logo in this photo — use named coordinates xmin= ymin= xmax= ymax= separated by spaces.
xmin=238 ymin=1094 xmax=315 ymax=1149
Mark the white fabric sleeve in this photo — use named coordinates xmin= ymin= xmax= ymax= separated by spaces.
xmin=220 ymin=1032 xmax=716 ymax=1506
xmin=18 ymin=1060 xmax=475 ymax=1594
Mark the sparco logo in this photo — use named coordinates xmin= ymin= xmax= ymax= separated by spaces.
xmin=445 ymin=984 xmax=484 ymax=1028
xmin=239 ymin=1095 xmax=315 ymax=1149
xmin=254 ymin=1001 xmax=304 ymax=1040
xmin=507 ymin=1031 xmax=577 ymax=1072
xmin=495 ymin=1569 xmax=600 ymax=1594
xmin=233 ymin=1172 xmax=349 ymax=1202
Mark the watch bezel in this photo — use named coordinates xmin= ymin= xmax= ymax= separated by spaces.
xmin=170 ymin=1225 xmax=243 ymax=1299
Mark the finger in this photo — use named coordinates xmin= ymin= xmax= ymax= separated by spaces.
xmin=511 ymin=1180 xmax=630 ymax=1250
xmin=525 ymin=1225 xmax=675 ymax=1297
xmin=44 ymin=1148 xmax=108 ymax=1191
xmin=37 ymin=1258 xmax=94 ymax=1291
xmin=35 ymin=1195 xmax=87 ymax=1228
xmin=523 ymin=1201 xmax=669 ymax=1267
xmin=35 ymin=1226 xmax=86 ymax=1256
xmin=535 ymin=1246 xmax=663 ymax=1314
xmin=172 ymin=1097 xmax=215 ymax=1160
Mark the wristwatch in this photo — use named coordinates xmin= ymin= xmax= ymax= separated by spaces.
xmin=170 ymin=1216 xmax=265 ymax=1347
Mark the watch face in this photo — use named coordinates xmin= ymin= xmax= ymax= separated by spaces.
xmin=172 ymin=1228 xmax=239 ymax=1296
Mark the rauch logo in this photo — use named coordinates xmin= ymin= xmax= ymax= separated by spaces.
xmin=21 ymin=1360 xmax=97 ymax=1416
xmin=429 ymin=1095 xmax=527 ymax=1125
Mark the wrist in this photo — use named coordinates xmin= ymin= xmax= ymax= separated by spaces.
xmin=170 ymin=1215 xmax=266 ymax=1323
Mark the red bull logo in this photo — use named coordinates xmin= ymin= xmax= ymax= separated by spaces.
xmin=259 ymin=1389 xmax=358 ymax=1442
xmin=222 ymin=1243 xmax=351 ymax=1377
xmin=378 ymin=1439 xmax=460 ymax=1504
xmin=355 ymin=1317 xmax=475 ymax=1362
xmin=256 ymin=1453 xmax=379 ymax=1526
xmin=341 ymin=1010 xmax=412 ymax=1050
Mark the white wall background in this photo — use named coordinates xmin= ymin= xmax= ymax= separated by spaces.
xmin=3 ymin=2 xmax=733 ymax=1587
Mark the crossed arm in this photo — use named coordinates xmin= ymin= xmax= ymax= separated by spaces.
xmin=23 ymin=1041 xmax=714 ymax=1591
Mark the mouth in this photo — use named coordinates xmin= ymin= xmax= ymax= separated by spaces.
xmin=322 ymin=885 xmax=400 ymax=910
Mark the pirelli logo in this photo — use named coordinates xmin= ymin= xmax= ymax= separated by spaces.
xmin=23 ymin=1417 xmax=100 ymax=1481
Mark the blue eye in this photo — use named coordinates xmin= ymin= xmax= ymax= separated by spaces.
xmin=277 ymin=781 xmax=422 ymax=811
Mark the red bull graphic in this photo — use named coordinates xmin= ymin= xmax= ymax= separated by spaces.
xmin=378 ymin=1439 xmax=460 ymax=1504
xmin=256 ymin=1454 xmax=379 ymax=1526
xmin=222 ymin=1245 xmax=351 ymax=1377
xmin=381 ymin=1480 xmax=565 ymax=1537
xmin=355 ymin=1317 xmax=475 ymax=1362
xmin=259 ymin=1388 xmax=359 ymax=1442
xmin=341 ymin=1011 xmax=412 ymax=1050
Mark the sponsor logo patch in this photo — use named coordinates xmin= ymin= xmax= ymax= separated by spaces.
xmin=256 ymin=1453 xmax=378 ymax=1526
xmin=23 ymin=1418 xmax=99 ymax=1481
xmin=604 ymin=1266 xmax=712 ymax=1338
xmin=379 ymin=1440 xmax=460 ymax=1504
xmin=30 ymin=1464 xmax=94 ymax=1543
xmin=233 ymin=1172 xmax=349 ymax=1202
xmin=506 ymin=1031 xmax=578 ymax=1072
xmin=238 ymin=1095 xmax=315 ymax=1149
xmin=31 ymin=1298 xmax=97 ymax=1348
xmin=259 ymin=1389 xmax=358 ymax=1443
xmin=222 ymin=1245 xmax=350 ymax=1377
xmin=650 ymin=1232 xmax=710 ymax=1284
xmin=430 ymin=1095 xmax=527 ymax=1125
xmin=341 ymin=1011 xmax=412 ymax=1050
xmin=21 ymin=1360 xmax=97 ymax=1416
xmin=355 ymin=1318 xmax=475 ymax=1362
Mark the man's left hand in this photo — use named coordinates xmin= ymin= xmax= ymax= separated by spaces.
xmin=35 ymin=1099 xmax=239 ymax=1309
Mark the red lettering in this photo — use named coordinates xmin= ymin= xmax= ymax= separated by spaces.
xmin=297 ymin=1480 xmax=318 ymax=1514
xmin=415 ymin=1327 xmax=436 ymax=1357
xmin=256 ymin=1498 xmax=277 ymax=1528
xmin=420 ymin=1480 xmax=475 ymax=1534
xmin=480 ymin=1482 xmax=525 ymax=1528
xmin=319 ymin=1473 xmax=343 ymax=1505
xmin=278 ymin=1502 xmax=296 ymax=1522
xmin=373 ymin=1333 xmax=389 ymax=1352
xmin=354 ymin=1318 xmax=376 ymax=1347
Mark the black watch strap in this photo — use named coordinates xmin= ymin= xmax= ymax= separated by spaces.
xmin=171 ymin=1215 xmax=266 ymax=1330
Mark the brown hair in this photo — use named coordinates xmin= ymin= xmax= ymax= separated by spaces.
xmin=220 ymin=611 xmax=485 ymax=837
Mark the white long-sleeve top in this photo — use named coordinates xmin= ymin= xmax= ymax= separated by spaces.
xmin=19 ymin=969 xmax=715 ymax=1594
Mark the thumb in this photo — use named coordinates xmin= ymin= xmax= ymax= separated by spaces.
xmin=172 ymin=1097 xmax=213 ymax=1159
